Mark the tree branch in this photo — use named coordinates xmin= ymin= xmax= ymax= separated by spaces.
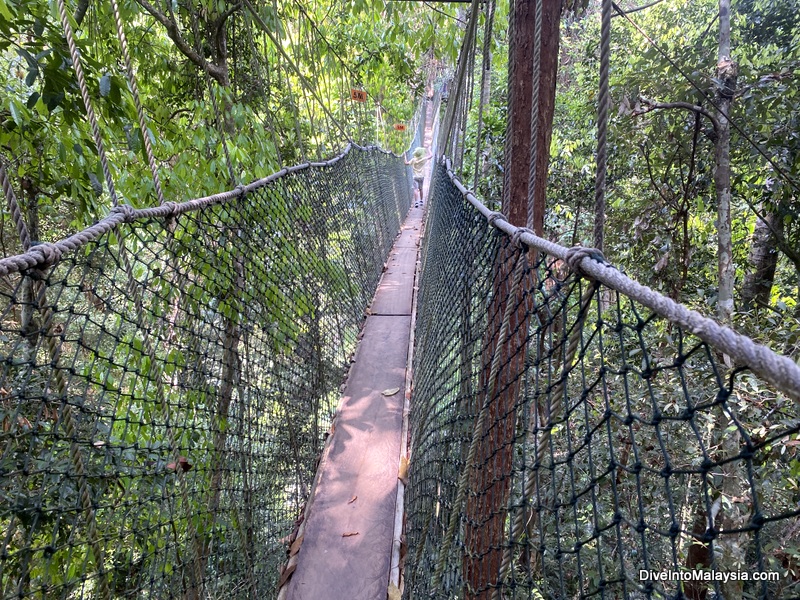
xmin=214 ymin=3 xmax=241 ymax=63
xmin=216 ymin=3 xmax=241 ymax=36
xmin=633 ymin=96 xmax=720 ymax=133
xmin=135 ymin=0 xmax=228 ymax=84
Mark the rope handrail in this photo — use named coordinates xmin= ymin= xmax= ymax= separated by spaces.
xmin=443 ymin=157 xmax=800 ymax=402
xmin=0 ymin=143 xmax=396 ymax=277
xmin=0 ymin=142 xmax=412 ymax=599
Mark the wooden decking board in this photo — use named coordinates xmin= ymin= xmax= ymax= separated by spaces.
xmin=285 ymin=206 xmax=421 ymax=600
xmin=393 ymin=217 xmax=423 ymax=249
xmin=370 ymin=246 xmax=417 ymax=316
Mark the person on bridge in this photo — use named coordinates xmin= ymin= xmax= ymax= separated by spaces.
xmin=405 ymin=146 xmax=433 ymax=202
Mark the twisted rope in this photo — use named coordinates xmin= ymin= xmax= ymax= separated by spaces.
xmin=594 ymin=0 xmax=612 ymax=250
xmin=472 ymin=0 xmax=497 ymax=192
xmin=0 ymin=144 xmax=372 ymax=277
xmin=56 ymin=0 xmax=118 ymax=206
xmin=432 ymin=244 xmax=528 ymax=590
xmin=526 ymin=0 xmax=543 ymax=231
xmin=1 ymin=162 xmax=31 ymax=251
xmin=501 ymin=0 xmax=517 ymax=211
xmin=110 ymin=0 xmax=166 ymax=205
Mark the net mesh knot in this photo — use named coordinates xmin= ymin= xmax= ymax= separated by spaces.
xmin=487 ymin=210 xmax=505 ymax=226
xmin=511 ymin=226 xmax=534 ymax=249
xmin=111 ymin=204 xmax=136 ymax=222
xmin=565 ymin=245 xmax=607 ymax=278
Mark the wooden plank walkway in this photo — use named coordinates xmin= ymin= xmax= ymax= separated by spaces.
xmin=283 ymin=205 xmax=424 ymax=600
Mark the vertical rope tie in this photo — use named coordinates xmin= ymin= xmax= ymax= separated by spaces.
xmin=472 ymin=0 xmax=496 ymax=192
xmin=56 ymin=0 xmax=119 ymax=206
xmin=110 ymin=0 xmax=166 ymax=206
xmin=432 ymin=245 xmax=529 ymax=590
xmin=526 ymin=0 xmax=543 ymax=231
xmin=594 ymin=0 xmax=612 ymax=251
xmin=502 ymin=0 xmax=517 ymax=212
xmin=1 ymin=163 xmax=32 ymax=251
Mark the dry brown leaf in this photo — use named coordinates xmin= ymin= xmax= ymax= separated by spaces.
xmin=398 ymin=456 xmax=409 ymax=485
xmin=348 ymin=496 xmax=358 ymax=504
xmin=278 ymin=563 xmax=296 ymax=587
xmin=387 ymin=583 xmax=402 ymax=600
xmin=289 ymin=535 xmax=303 ymax=557
xmin=382 ymin=387 xmax=401 ymax=397
xmin=342 ymin=531 xmax=359 ymax=537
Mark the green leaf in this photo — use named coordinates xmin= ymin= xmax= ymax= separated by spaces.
xmin=0 ymin=0 xmax=13 ymax=20
xmin=25 ymin=67 xmax=38 ymax=87
xmin=99 ymin=74 xmax=111 ymax=97
xmin=8 ymin=100 xmax=23 ymax=127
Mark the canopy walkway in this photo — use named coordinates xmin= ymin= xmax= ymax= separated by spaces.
xmin=2 ymin=97 xmax=800 ymax=598
xmin=2 ymin=0 xmax=800 ymax=599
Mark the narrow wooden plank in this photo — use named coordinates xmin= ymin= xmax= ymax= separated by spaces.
xmin=285 ymin=314 xmax=410 ymax=600
xmin=370 ymin=246 xmax=417 ymax=316
xmin=394 ymin=215 xmax=423 ymax=249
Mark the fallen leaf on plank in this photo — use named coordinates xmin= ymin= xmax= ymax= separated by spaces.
xmin=289 ymin=535 xmax=303 ymax=557
xmin=342 ymin=531 xmax=359 ymax=537
xmin=387 ymin=583 xmax=402 ymax=600
xmin=278 ymin=563 xmax=296 ymax=587
xmin=398 ymin=456 xmax=409 ymax=485
xmin=382 ymin=387 xmax=400 ymax=396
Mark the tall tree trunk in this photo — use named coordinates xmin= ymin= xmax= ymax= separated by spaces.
xmin=709 ymin=7 xmax=747 ymax=599
xmin=714 ymin=0 xmax=736 ymax=323
xmin=464 ymin=2 xmax=561 ymax=597
xmin=741 ymin=207 xmax=782 ymax=310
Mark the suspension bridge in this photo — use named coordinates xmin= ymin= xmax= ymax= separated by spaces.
xmin=2 ymin=0 xmax=800 ymax=599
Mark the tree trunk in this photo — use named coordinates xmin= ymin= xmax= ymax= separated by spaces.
xmin=741 ymin=207 xmax=782 ymax=310
xmin=714 ymin=0 xmax=736 ymax=323
xmin=464 ymin=2 xmax=561 ymax=597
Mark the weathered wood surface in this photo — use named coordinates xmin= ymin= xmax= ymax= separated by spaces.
xmin=285 ymin=206 xmax=423 ymax=600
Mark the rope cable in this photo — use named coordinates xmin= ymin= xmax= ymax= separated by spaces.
xmin=502 ymin=0 xmax=517 ymax=211
xmin=56 ymin=0 xmax=119 ymax=206
xmin=594 ymin=0 xmax=612 ymax=250
xmin=438 ymin=0 xmax=480 ymax=160
xmin=0 ymin=163 xmax=32 ymax=252
xmin=110 ymin=0 xmax=166 ymax=205
xmin=526 ymin=0 xmax=543 ymax=231
xmin=472 ymin=0 xmax=496 ymax=192
xmin=445 ymin=159 xmax=800 ymax=401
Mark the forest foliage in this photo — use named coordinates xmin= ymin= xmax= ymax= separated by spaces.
xmin=0 ymin=0 xmax=459 ymax=242
xmin=1 ymin=0 xmax=799 ymax=597
xmin=461 ymin=0 xmax=800 ymax=346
